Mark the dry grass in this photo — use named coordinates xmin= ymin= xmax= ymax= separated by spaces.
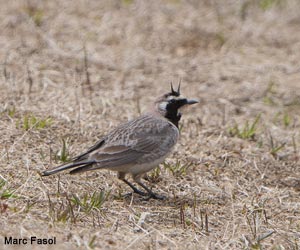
xmin=1 ymin=0 xmax=300 ymax=249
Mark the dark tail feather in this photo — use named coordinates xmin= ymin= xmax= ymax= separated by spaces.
xmin=41 ymin=160 xmax=96 ymax=176
xmin=69 ymin=164 xmax=95 ymax=175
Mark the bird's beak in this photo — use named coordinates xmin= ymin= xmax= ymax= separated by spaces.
xmin=186 ymin=99 xmax=199 ymax=105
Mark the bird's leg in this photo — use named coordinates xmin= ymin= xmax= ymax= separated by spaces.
xmin=122 ymin=179 xmax=148 ymax=196
xmin=136 ymin=181 xmax=166 ymax=200
xmin=118 ymin=172 xmax=147 ymax=196
xmin=133 ymin=174 xmax=166 ymax=200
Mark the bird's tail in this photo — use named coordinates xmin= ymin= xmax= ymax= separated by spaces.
xmin=41 ymin=160 xmax=96 ymax=176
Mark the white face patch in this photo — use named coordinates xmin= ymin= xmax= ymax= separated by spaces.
xmin=159 ymin=95 xmax=186 ymax=112
xmin=159 ymin=101 xmax=168 ymax=111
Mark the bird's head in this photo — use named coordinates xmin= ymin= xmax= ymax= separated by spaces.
xmin=155 ymin=82 xmax=198 ymax=127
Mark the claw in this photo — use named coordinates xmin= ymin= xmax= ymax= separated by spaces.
xmin=149 ymin=193 xmax=166 ymax=200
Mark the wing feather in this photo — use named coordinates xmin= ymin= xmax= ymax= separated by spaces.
xmin=42 ymin=115 xmax=179 ymax=175
xmin=86 ymin=118 xmax=179 ymax=169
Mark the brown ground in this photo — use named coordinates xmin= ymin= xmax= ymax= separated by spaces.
xmin=1 ymin=0 xmax=300 ymax=249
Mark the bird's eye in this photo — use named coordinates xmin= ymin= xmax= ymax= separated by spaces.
xmin=169 ymin=99 xmax=175 ymax=104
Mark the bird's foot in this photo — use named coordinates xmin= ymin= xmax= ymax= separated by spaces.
xmin=123 ymin=191 xmax=166 ymax=201
xmin=142 ymin=192 xmax=166 ymax=201
xmin=123 ymin=190 xmax=148 ymax=199
xmin=133 ymin=189 xmax=148 ymax=197
xmin=122 ymin=192 xmax=133 ymax=199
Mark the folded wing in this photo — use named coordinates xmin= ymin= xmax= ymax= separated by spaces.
xmin=42 ymin=116 xmax=178 ymax=176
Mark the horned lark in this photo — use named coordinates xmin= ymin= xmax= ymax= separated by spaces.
xmin=42 ymin=83 xmax=198 ymax=199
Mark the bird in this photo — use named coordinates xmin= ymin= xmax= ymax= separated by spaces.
xmin=41 ymin=83 xmax=198 ymax=200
